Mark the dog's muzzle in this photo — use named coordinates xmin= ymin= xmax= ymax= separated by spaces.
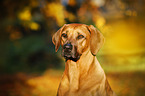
xmin=63 ymin=43 xmax=72 ymax=58
xmin=62 ymin=43 xmax=80 ymax=62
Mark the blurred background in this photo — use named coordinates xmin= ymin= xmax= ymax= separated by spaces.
xmin=0 ymin=0 xmax=145 ymax=96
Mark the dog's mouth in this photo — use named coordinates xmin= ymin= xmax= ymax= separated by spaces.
xmin=62 ymin=43 xmax=81 ymax=62
xmin=62 ymin=50 xmax=81 ymax=62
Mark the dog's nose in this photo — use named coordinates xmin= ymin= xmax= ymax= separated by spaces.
xmin=63 ymin=43 xmax=72 ymax=51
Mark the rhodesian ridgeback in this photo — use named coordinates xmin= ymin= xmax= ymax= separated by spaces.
xmin=52 ymin=24 xmax=116 ymax=96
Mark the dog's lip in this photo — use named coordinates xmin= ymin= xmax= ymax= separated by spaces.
xmin=62 ymin=51 xmax=72 ymax=58
xmin=64 ymin=54 xmax=72 ymax=58
xmin=63 ymin=53 xmax=81 ymax=62
xmin=66 ymin=56 xmax=80 ymax=62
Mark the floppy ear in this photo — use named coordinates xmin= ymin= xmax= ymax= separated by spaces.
xmin=52 ymin=24 xmax=66 ymax=52
xmin=87 ymin=25 xmax=104 ymax=55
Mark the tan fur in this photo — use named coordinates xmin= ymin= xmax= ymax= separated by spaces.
xmin=52 ymin=24 xmax=116 ymax=96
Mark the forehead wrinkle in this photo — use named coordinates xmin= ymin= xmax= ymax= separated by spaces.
xmin=74 ymin=27 xmax=90 ymax=36
xmin=64 ymin=27 xmax=73 ymax=39
xmin=63 ymin=25 xmax=89 ymax=37
xmin=67 ymin=28 xmax=78 ymax=42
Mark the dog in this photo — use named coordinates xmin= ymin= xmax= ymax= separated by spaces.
xmin=52 ymin=24 xmax=116 ymax=96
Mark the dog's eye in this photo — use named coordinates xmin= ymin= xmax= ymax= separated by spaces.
xmin=61 ymin=33 xmax=67 ymax=38
xmin=77 ymin=35 xmax=84 ymax=39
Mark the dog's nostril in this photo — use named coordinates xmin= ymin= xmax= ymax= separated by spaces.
xmin=63 ymin=43 xmax=72 ymax=50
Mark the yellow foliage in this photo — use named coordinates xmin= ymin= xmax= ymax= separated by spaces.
xmin=27 ymin=70 xmax=62 ymax=96
xmin=18 ymin=8 xmax=32 ymax=21
xmin=65 ymin=11 xmax=76 ymax=22
xmin=94 ymin=15 xmax=106 ymax=28
xmin=68 ymin=0 xmax=76 ymax=6
xmin=102 ymin=20 xmax=144 ymax=54
xmin=125 ymin=10 xmax=137 ymax=16
xmin=29 ymin=22 xmax=40 ymax=30
xmin=44 ymin=3 xmax=65 ymax=26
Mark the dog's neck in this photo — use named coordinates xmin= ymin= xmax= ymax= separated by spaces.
xmin=64 ymin=48 xmax=105 ymax=91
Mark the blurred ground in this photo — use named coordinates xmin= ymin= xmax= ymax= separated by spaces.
xmin=0 ymin=70 xmax=145 ymax=96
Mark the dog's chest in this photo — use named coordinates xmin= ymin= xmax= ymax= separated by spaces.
xmin=66 ymin=61 xmax=104 ymax=91
xmin=67 ymin=60 xmax=80 ymax=91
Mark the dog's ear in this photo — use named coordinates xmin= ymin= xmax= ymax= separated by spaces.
xmin=87 ymin=25 xmax=104 ymax=55
xmin=52 ymin=24 xmax=66 ymax=52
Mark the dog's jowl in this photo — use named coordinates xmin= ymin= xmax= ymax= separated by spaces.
xmin=52 ymin=24 xmax=116 ymax=96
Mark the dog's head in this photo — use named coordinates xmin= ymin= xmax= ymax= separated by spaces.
xmin=52 ymin=24 xmax=104 ymax=61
